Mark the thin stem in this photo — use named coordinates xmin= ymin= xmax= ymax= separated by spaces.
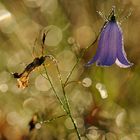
xmin=54 ymin=62 xmax=81 ymax=140
xmin=43 ymin=64 xmax=67 ymax=113
xmin=42 ymin=114 xmax=67 ymax=124
xmin=62 ymin=86 xmax=81 ymax=140
xmin=43 ymin=61 xmax=81 ymax=139
xmin=38 ymin=69 xmax=48 ymax=80
xmin=52 ymin=33 xmax=101 ymax=140
xmin=42 ymin=54 xmax=82 ymax=139
xmin=65 ymin=80 xmax=81 ymax=87
xmin=64 ymin=36 xmax=98 ymax=87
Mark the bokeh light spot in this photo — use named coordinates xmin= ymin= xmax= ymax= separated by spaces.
xmin=35 ymin=123 xmax=42 ymax=129
xmin=6 ymin=111 xmax=23 ymax=126
xmin=116 ymin=110 xmax=126 ymax=127
xmin=106 ymin=132 xmax=117 ymax=140
xmin=57 ymin=50 xmax=76 ymax=71
xmin=65 ymin=118 xmax=74 ymax=130
xmin=82 ymin=77 xmax=92 ymax=87
xmin=75 ymin=26 xmax=95 ymax=48
xmin=44 ymin=25 xmax=63 ymax=46
xmin=35 ymin=74 xmax=51 ymax=91
xmin=23 ymin=97 xmax=42 ymax=112
xmin=0 ymin=84 xmax=8 ymax=93
xmin=67 ymin=37 xmax=75 ymax=45
xmin=96 ymin=83 xmax=108 ymax=99
xmin=0 ymin=9 xmax=16 ymax=33
xmin=41 ymin=0 xmax=58 ymax=14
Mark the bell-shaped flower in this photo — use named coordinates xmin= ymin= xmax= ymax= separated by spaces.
xmin=86 ymin=9 xmax=133 ymax=68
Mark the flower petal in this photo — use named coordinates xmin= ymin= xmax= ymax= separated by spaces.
xmin=85 ymin=22 xmax=111 ymax=66
xmin=97 ymin=22 xmax=118 ymax=66
xmin=115 ymin=59 xmax=132 ymax=68
xmin=85 ymin=50 xmax=99 ymax=66
xmin=116 ymin=24 xmax=133 ymax=67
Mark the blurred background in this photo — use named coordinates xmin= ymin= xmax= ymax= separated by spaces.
xmin=0 ymin=0 xmax=140 ymax=140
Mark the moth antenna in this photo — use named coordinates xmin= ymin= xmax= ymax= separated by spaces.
xmin=41 ymin=28 xmax=52 ymax=56
xmin=42 ymin=32 xmax=46 ymax=45
xmin=41 ymin=33 xmax=45 ymax=56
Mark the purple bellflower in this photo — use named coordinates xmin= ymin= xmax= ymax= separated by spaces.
xmin=86 ymin=7 xmax=133 ymax=68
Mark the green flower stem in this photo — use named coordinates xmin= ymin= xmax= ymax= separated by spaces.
xmin=43 ymin=33 xmax=101 ymax=140
xmin=62 ymin=86 xmax=81 ymax=140
xmin=55 ymin=63 xmax=81 ymax=140
xmin=42 ymin=114 xmax=67 ymax=124
xmin=63 ymin=17 xmax=111 ymax=87
xmin=43 ymin=64 xmax=67 ymax=113
xmin=64 ymin=36 xmax=99 ymax=87
xmin=64 ymin=41 xmax=98 ymax=87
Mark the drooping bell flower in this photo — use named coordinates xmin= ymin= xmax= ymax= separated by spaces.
xmin=86 ymin=7 xmax=133 ymax=68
